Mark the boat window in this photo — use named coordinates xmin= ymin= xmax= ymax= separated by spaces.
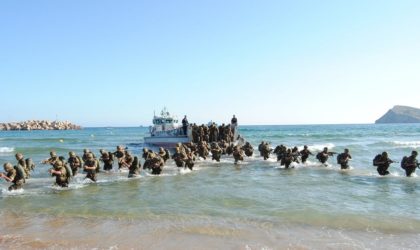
xmin=154 ymin=119 xmax=163 ymax=124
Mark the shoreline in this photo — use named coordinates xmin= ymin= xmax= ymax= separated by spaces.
xmin=1 ymin=212 xmax=419 ymax=249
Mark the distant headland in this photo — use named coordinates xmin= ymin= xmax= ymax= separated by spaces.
xmin=0 ymin=120 xmax=82 ymax=131
xmin=375 ymin=105 xmax=420 ymax=124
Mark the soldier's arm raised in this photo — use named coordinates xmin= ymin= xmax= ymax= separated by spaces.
xmin=0 ymin=173 xmax=13 ymax=182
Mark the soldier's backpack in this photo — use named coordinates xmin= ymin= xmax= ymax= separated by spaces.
xmin=372 ymin=154 xmax=381 ymax=167
xmin=401 ymin=156 xmax=408 ymax=169
xmin=63 ymin=163 xmax=73 ymax=179
xmin=108 ymin=152 xmax=114 ymax=162
xmin=25 ymin=158 xmax=36 ymax=171
xmin=316 ymin=152 xmax=321 ymax=161
xmin=76 ymin=156 xmax=84 ymax=165
xmin=337 ymin=153 xmax=344 ymax=164
xmin=14 ymin=164 xmax=26 ymax=180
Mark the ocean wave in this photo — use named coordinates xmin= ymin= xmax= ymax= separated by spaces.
xmin=1 ymin=188 xmax=24 ymax=195
xmin=392 ymin=141 xmax=420 ymax=148
xmin=304 ymin=143 xmax=335 ymax=151
xmin=0 ymin=147 xmax=14 ymax=153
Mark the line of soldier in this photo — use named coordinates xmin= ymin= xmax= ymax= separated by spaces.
xmin=190 ymin=123 xmax=237 ymax=144
xmin=258 ymin=142 xmax=355 ymax=169
xmin=1 ymin=142 xmax=419 ymax=192
xmin=0 ymin=138 xmax=254 ymax=191
xmin=257 ymin=141 xmax=419 ymax=177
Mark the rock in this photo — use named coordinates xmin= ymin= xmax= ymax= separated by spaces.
xmin=375 ymin=105 xmax=420 ymax=124
xmin=0 ymin=120 xmax=82 ymax=131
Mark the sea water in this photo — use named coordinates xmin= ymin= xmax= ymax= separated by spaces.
xmin=1 ymin=124 xmax=420 ymax=249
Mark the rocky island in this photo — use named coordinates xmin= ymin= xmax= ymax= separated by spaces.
xmin=0 ymin=120 xmax=82 ymax=131
xmin=375 ymin=105 xmax=420 ymax=124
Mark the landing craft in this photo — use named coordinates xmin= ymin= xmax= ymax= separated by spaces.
xmin=144 ymin=108 xmax=244 ymax=148
xmin=143 ymin=108 xmax=191 ymax=147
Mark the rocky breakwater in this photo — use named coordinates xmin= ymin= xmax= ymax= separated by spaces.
xmin=0 ymin=120 xmax=82 ymax=131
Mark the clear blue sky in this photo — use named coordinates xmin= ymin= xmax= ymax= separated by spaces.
xmin=1 ymin=0 xmax=419 ymax=126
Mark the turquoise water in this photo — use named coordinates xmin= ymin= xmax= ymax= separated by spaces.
xmin=1 ymin=124 xmax=420 ymax=249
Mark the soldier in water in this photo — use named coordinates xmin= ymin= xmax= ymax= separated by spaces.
xmin=120 ymin=151 xmax=134 ymax=170
xmin=158 ymin=147 xmax=170 ymax=163
xmin=68 ymin=151 xmax=82 ymax=176
xmin=337 ymin=148 xmax=352 ymax=169
xmin=84 ymin=153 xmax=97 ymax=182
xmin=241 ymin=142 xmax=254 ymax=157
xmin=128 ymin=156 xmax=141 ymax=178
xmin=150 ymin=153 xmax=165 ymax=175
xmin=232 ymin=145 xmax=245 ymax=164
xmin=281 ymin=148 xmax=294 ymax=168
xmin=114 ymin=145 xmax=126 ymax=169
xmin=15 ymin=153 xmax=29 ymax=179
xmin=48 ymin=156 xmax=69 ymax=187
xmin=373 ymin=151 xmax=394 ymax=176
xmin=99 ymin=149 xmax=114 ymax=171
xmin=401 ymin=150 xmax=419 ymax=177
xmin=0 ymin=162 xmax=25 ymax=191
xmin=260 ymin=142 xmax=272 ymax=160
xmin=211 ymin=142 xmax=223 ymax=162
xmin=300 ymin=145 xmax=313 ymax=164
xmin=316 ymin=147 xmax=336 ymax=165
xmin=172 ymin=147 xmax=187 ymax=168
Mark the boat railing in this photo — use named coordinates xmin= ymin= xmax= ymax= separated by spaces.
xmin=150 ymin=127 xmax=188 ymax=137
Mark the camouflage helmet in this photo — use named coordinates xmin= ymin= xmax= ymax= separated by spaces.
xmin=50 ymin=151 xmax=57 ymax=157
xmin=15 ymin=152 xmax=23 ymax=160
xmin=69 ymin=151 xmax=76 ymax=157
xmin=3 ymin=162 xmax=13 ymax=171
xmin=83 ymin=148 xmax=90 ymax=153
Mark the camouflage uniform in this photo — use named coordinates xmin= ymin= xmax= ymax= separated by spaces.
xmin=128 ymin=156 xmax=141 ymax=177
xmin=84 ymin=154 xmax=97 ymax=182
xmin=2 ymin=163 xmax=25 ymax=191
xmin=68 ymin=152 xmax=82 ymax=176
xmin=50 ymin=158 xmax=68 ymax=187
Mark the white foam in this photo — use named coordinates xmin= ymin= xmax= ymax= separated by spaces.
xmin=0 ymin=147 xmax=14 ymax=153
xmin=392 ymin=141 xmax=420 ymax=148
xmin=144 ymin=172 xmax=176 ymax=177
xmin=179 ymin=168 xmax=192 ymax=174
xmin=1 ymin=188 xmax=24 ymax=195
xmin=409 ymin=173 xmax=418 ymax=178
xmin=306 ymin=143 xmax=335 ymax=151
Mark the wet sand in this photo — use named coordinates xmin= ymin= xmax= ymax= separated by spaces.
xmin=1 ymin=212 xmax=419 ymax=249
